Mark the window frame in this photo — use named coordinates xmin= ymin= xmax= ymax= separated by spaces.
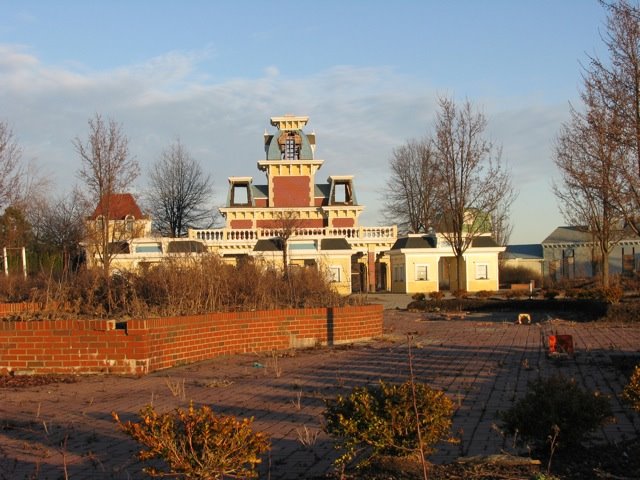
xmin=415 ymin=264 xmax=429 ymax=281
xmin=475 ymin=263 xmax=489 ymax=280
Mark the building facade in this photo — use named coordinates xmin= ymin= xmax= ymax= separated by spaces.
xmin=84 ymin=115 xmax=505 ymax=294
xmin=188 ymin=115 xmax=397 ymax=294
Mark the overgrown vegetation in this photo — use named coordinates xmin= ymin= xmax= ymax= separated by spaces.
xmin=499 ymin=264 xmax=542 ymax=287
xmin=623 ymin=364 xmax=640 ymax=413
xmin=323 ymin=380 xmax=454 ymax=471
xmin=500 ymin=374 xmax=613 ymax=452
xmin=0 ymin=254 xmax=345 ymax=319
xmin=113 ymin=402 xmax=270 ymax=479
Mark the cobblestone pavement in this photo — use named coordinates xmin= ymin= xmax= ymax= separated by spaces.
xmin=1 ymin=307 xmax=640 ymax=479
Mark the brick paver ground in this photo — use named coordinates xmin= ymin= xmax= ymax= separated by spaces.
xmin=1 ymin=305 xmax=640 ymax=479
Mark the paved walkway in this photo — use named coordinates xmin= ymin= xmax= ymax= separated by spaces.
xmin=1 ymin=307 xmax=640 ymax=479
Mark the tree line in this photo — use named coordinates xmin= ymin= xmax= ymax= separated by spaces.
xmin=383 ymin=0 xmax=640 ymax=289
xmin=0 ymin=114 xmax=215 ymax=278
xmin=553 ymin=0 xmax=640 ymax=287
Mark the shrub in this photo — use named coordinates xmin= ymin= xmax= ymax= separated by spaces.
xmin=505 ymin=289 xmax=525 ymax=299
xmin=475 ymin=290 xmax=494 ymax=299
xmin=622 ymin=365 xmax=640 ymax=413
xmin=323 ymin=380 xmax=454 ymax=469
xmin=499 ymin=264 xmax=542 ymax=286
xmin=500 ymin=375 xmax=613 ymax=451
xmin=113 ymin=403 xmax=270 ymax=479
xmin=428 ymin=291 xmax=445 ymax=301
xmin=412 ymin=293 xmax=426 ymax=301
xmin=596 ymin=285 xmax=624 ymax=304
xmin=543 ymin=289 xmax=560 ymax=300
xmin=452 ymin=289 xmax=467 ymax=299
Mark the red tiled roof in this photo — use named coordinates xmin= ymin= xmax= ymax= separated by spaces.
xmin=90 ymin=193 xmax=146 ymax=220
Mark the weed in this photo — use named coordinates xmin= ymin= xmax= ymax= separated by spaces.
xmin=164 ymin=377 xmax=186 ymax=400
xmin=296 ymin=425 xmax=320 ymax=448
xmin=622 ymin=364 xmax=640 ymax=412
xmin=291 ymin=390 xmax=303 ymax=410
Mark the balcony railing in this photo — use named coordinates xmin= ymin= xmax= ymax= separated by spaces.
xmin=189 ymin=225 xmax=398 ymax=244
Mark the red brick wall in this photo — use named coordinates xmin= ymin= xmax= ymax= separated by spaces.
xmin=256 ymin=218 xmax=324 ymax=229
xmin=0 ymin=305 xmax=383 ymax=375
xmin=272 ymin=176 xmax=310 ymax=207
xmin=230 ymin=219 xmax=253 ymax=229
xmin=331 ymin=217 xmax=355 ymax=228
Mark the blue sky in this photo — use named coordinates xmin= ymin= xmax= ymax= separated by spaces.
xmin=0 ymin=0 xmax=608 ymax=243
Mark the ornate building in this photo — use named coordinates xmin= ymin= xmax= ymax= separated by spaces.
xmin=189 ymin=115 xmax=397 ymax=294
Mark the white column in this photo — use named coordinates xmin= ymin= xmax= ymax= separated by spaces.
xmin=21 ymin=246 xmax=27 ymax=278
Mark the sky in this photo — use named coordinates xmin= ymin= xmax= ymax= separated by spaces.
xmin=0 ymin=0 xmax=611 ymax=244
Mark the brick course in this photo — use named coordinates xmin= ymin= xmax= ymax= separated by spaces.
xmin=0 ymin=304 xmax=382 ymax=375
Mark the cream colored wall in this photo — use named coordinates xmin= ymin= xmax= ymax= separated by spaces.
xmin=389 ymin=253 xmax=406 ymax=293
xmin=465 ymin=252 xmax=500 ymax=292
xmin=320 ymin=254 xmax=352 ymax=295
xmin=404 ymin=254 xmax=440 ymax=294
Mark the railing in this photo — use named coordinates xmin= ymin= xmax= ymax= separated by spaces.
xmin=189 ymin=225 xmax=398 ymax=244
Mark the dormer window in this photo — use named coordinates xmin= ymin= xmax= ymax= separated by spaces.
xmin=329 ymin=177 xmax=355 ymax=205
xmin=125 ymin=215 xmax=135 ymax=233
xmin=229 ymin=178 xmax=253 ymax=207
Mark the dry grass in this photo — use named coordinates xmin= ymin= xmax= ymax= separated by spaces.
xmin=1 ymin=254 xmax=346 ymax=319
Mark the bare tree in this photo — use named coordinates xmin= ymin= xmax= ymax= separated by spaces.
xmin=272 ymin=210 xmax=303 ymax=279
xmin=382 ymin=139 xmax=441 ymax=233
xmin=74 ymin=114 xmax=140 ymax=278
xmin=586 ymin=1 xmax=640 ymax=233
xmin=433 ymin=96 xmax=515 ymax=290
xmin=30 ymin=189 xmax=88 ymax=274
xmin=554 ymin=71 xmax=628 ymax=287
xmin=0 ymin=121 xmax=24 ymax=211
xmin=146 ymin=139 xmax=215 ymax=237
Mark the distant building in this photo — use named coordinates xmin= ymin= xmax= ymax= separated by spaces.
xmin=541 ymin=226 xmax=640 ymax=282
xmin=388 ymin=233 xmax=504 ymax=293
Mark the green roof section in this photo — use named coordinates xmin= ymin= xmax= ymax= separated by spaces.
xmin=471 ymin=236 xmax=500 ymax=248
xmin=391 ymin=235 xmax=437 ymax=250
xmin=264 ymin=130 xmax=314 ymax=161
xmin=320 ymin=238 xmax=352 ymax=250
xmin=253 ymin=238 xmax=283 ymax=252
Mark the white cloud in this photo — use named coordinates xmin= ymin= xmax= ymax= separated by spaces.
xmin=0 ymin=44 xmax=568 ymax=244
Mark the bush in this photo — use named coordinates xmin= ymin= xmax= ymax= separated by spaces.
xmin=412 ymin=293 xmax=426 ymax=301
xmin=622 ymin=365 xmax=640 ymax=413
xmin=543 ymin=289 xmax=560 ymax=300
xmin=113 ymin=403 xmax=270 ymax=479
xmin=595 ymin=285 xmax=624 ymax=304
xmin=500 ymin=375 xmax=613 ymax=451
xmin=428 ymin=291 xmax=445 ymax=301
xmin=323 ymin=380 xmax=454 ymax=468
xmin=499 ymin=264 xmax=542 ymax=286
xmin=475 ymin=290 xmax=494 ymax=299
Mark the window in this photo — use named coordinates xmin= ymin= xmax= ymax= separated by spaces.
xmin=231 ymin=183 xmax=250 ymax=206
xmin=475 ymin=263 xmax=489 ymax=280
xmin=329 ymin=266 xmax=341 ymax=283
xmin=393 ymin=265 xmax=405 ymax=283
xmin=95 ymin=215 xmax=105 ymax=232
xmin=125 ymin=215 xmax=135 ymax=233
xmin=415 ymin=264 xmax=428 ymax=281
xmin=135 ymin=243 xmax=162 ymax=254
